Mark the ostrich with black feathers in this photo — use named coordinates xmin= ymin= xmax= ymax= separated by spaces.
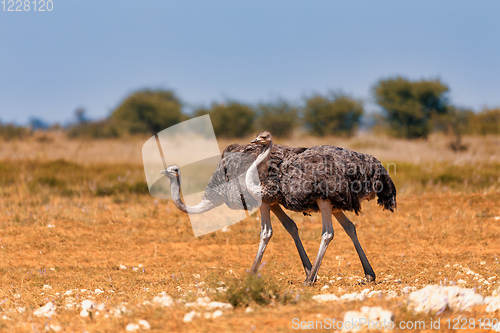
xmin=162 ymin=131 xmax=396 ymax=285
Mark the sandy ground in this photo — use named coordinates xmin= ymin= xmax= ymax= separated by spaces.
xmin=0 ymin=133 xmax=499 ymax=332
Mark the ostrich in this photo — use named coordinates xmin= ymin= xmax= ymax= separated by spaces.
xmin=245 ymin=132 xmax=396 ymax=285
xmin=162 ymin=131 xmax=396 ymax=285
xmin=161 ymin=136 xmax=315 ymax=278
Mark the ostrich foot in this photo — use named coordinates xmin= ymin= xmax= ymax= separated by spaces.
xmin=302 ymin=275 xmax=318 ymax=286
xmin=365 ymin=274 xmax=376 ymax=283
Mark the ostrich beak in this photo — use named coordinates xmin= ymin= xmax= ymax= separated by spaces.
xmin=251 ymin=137 xmax=263 ymax=143
xmin=160 ymin=169 xmax=168 ymax=175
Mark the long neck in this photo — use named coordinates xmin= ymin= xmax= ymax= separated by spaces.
xmin=169 ymin=174 xmax=218 ymax=214
xmin=245 ymin=142 xmax=273 ymax=199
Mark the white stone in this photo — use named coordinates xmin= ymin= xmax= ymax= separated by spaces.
xmin=212 ymin=310 xmax=223 ymax=318
xmin=42 ymin=285 xmax=52 ymax=290
xmin=126 ymin=323 xmax=140 ymax=331
xmin=152 ymin=293 xmax=173 ymax=307
xmin=33 ymin=302 xmax=56 ymax=317
xmin=205 ymin=301 xmax=233 ymax=310
xmin=81 ymin=300 xmax=95 ymax=311
xmin=138 ymin=319 xmax=151 ymax=330
xmin=340 ymin=292 xmax=366 ymax=302
xmin=341 ymin=306 xmax=393 ymax=332
xmin=183 ymin=310 xmax=200 ymax=323
xmin=312 ymin=294 xmax=340 ymax=302
xmin=49 ymin=324 xmax=62 ymax=332
xmin=485 ymin=296 xmax=500 ymax=313
xmin=409 ymin=285 xmax=484 ymax=313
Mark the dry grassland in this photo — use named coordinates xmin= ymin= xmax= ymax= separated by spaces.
xmin=0 ymin=132 xmax=499 ymax=332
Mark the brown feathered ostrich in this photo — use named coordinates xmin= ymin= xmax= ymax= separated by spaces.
xmin=161 ymin=135 xmax=314 ymax=279
xmin=245 ymin=132 xmax=396 ymax=285
xmin=162 ymin=131 xmax=396 ymax=285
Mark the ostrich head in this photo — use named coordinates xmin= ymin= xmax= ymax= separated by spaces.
xmin=251 ymin=131 xmax=272 ymax=145
xmin=161 ymin=165 xmax=180 ymax=179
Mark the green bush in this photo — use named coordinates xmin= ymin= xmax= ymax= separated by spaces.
xmin=254 ymin=99 xmax=299 ymax=138
xmin=221 ymin=273 xmax=299 ymax=307
xmin=0 ymin=123 xmax=31 ymax=141
xmin=468 ymin=108 xmax=500 ymax=135
xmin=303 ymin=92 xmax=363 ymax=137
xmin=373 ymin=76 xmax=450 ymax=139
xmin=111 ymin=89 xmax=186 ymax=135
xmin=67 ymin=120 xmax=120 ymax=138
xmin=194 ymin=101 xmax=256 ymax=138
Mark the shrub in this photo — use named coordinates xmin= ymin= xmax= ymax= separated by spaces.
xmin=303 ymin=92 xmax=363 ymax=137
xmin=468 ymin=108 xmax=500 ymax=135
xmin=221 ymin=273 xmax=299 ymax=307
xmin=67 ymin=120 xmax=120 ymax=138
xmin=373 ymin=76 xmax=449 ymax=139
xmin=254 ymin=99 xmax=299 ymax=138
xmin=0 ymin=123 xmax=31 ymax=141
xmin=111 ymin=89 xmax=186 ymax=135
xmin=194 ymin=101 xmax=256 ymax=138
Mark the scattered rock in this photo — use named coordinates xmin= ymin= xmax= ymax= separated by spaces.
xmin=138 ymin=319 xmax=151 ymax=330
xmin=409 ymin=285 xmax=484 ymax=313
xmin=342 ymin=306 xmax=393 ymax=332
xmin=42 ymin=285 xmax=52 ymax=290
xmin=312 ymin=294 xmax=340 ymax=302
xmin=185 ymin=297 xmax=232 ymax=310
xmin=183 ymin=310 xmax=200 ymax=323
xmin=152 ymin=292 xmax=173 ymax=307
xmin=340 ymin=292 xmax=366 ymax=302
xmin=212 ymin=310 xmax=223 ymax=319
xmin=49 ymin=324 xmax=62 ymax=332
xmin=485 ymin=296 xmax=500 ymax=313
xmin=34 ymin=302 xmax=56 ymax=317
xmin=126 ymin=323 xmax=140 ymax=331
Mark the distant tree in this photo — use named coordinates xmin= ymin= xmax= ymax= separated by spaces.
xmin=373 ymin=76 xmax=449 ymax=139
xmin=29 ymin=117 xmax=49 ymax=130
xmin=194 ymin=101 xmax=256 ymax=138
xmin=0 ymin=123 xmax=31 ymax=141
xmin=303 ymin=92 xmax=363 ymax=137
xmin=111 ymin=89 xmax=186 ymax=135
xmin=254 ymin=99 xmax=299 ymax=138
xmin=468 ymin=108 xmax=500 ymax=135
xmin=75 ymin=107 xmax=88 ymax=124
xmin=67 ymin=120 xmax=120 ymax=139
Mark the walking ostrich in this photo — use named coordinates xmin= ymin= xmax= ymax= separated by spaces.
xmin=162 ymin=131 xmax=396 ymax=285
xmin=245 ymin=132 xmax=396 ymax=285
xmin=161 ymin=137 xmax=315 ymax=278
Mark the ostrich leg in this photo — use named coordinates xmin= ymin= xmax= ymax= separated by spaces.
xmin=333 ymin=211 xmax=376 ymax=282
xmin=250 ymin=203 xmax=273 ymax=273
xmin=303 ymin=199 xmax=334 ymax=286
xmin=271 ymin=205 xmax=313 ymax=278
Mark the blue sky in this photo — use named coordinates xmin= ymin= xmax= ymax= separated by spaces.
xmin=1 ymin=0 xmax=499 ymax=125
